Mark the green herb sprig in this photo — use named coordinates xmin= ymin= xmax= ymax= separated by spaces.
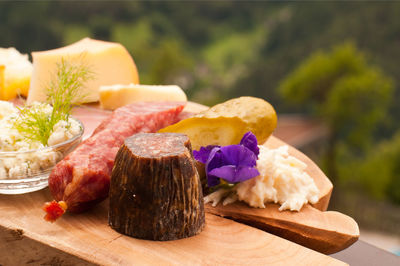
xmin=47 ymin=57 xmax=93 ymax=123
xmin=13 ymin=57 xmax=93 ymax=146
xmin=14 ymin=103 xmax=54 ymax=145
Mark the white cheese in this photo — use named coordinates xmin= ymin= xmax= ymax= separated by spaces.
xmin=0 ymin=100 xmax=18 ymax=119
xmin=27 ymin=38 xmax=139 ymax=104
xmin=236 ymin=145 xmax=319 ymax=211
xmin=99 ymin=84 xmax=187 ymax=110
xmin=0 ymin=100 xmax=80 ymax=179
xmin=205 ymin=145 xmax=320 ymax=211
xmin=47 ymin=119 xmax=81 ymax=146
xmin=0 ymin=47 xmax=33 ymax=100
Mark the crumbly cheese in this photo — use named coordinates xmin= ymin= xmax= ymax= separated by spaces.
xmin=99 ymin=84 xmax=187 ymax=110
xmin=205 ymin=145 xmax=320 ymax=211
xmin=47 ymin=119 xmax=81 ymax=146
xmin=0 ymin=100 xmax=17 ymax=119
xmin=0 ymin=101 xmax=81 ymax=179
xmin=27 ymin=38 xmax=139 ymax=104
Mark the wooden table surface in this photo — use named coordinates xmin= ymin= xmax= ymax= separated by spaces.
xmin=331 ymin=240 xmax=400 ymax=266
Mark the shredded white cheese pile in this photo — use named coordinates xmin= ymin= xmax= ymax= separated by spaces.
xmin=205 ymin=145 xmax=320 ymax=211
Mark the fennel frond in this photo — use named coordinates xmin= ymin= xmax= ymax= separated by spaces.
xmin=13 ymin=57 xmax=93 ymax=146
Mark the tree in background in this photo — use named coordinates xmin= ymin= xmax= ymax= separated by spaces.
xmin=343 ymin=132 xmax=400 ymax=204
xmin=278 ymin=43 xmax=394 ymax=182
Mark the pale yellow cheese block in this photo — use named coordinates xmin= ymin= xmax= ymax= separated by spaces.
xmin=99 ymin=84 xmax=187 ymax=110
xmin=0 ymin=66 xmax=4 ymax=98
xmin=27 ymin=38 xmax=139 ymax=104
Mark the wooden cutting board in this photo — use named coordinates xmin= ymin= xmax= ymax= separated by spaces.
xmin=179 ymin=103 xmax=358 ymax=254
xmin=0 ymin=189 xmax=345 ymax=265
xmin=206 ymin=136 xmax=359 ymax=254
xmin=0 ymin=102 xmax=349 ymax=265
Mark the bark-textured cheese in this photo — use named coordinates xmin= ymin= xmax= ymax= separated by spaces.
xmin=27 ymin=38 xmax=139 ymax=104
xmin=99 ymin=84 xmax=187 ymax=110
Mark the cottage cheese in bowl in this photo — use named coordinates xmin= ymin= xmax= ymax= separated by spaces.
xmin=0 ymin=101 xmax=83 ymax=194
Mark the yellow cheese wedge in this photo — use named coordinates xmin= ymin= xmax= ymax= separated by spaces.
xmin=0 ymin=66 xmax=4 ymax=98
xmin=27 ymin=38 xmax=139 ymax=104
xmin=99 ymin=84 xmax=187 ymax=110
xmin=0 ymin=48 xmax=33 ymax=100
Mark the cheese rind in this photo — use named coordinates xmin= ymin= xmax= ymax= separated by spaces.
xmin=99 ymin=84 xmax=187 ymax=110
xmin=27 ymin=38 xmax=139 ymax=104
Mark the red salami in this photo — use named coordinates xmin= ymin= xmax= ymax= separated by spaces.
xmin=45 ymin=102 xmax=185 ymax=221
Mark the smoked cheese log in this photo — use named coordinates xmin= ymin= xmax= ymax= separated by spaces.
xmin=109 ymin=133 xmax=205 ymax=241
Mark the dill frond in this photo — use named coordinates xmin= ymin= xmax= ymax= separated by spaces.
xmin=13 ymin=56 xmax=93 ymax=146
xmin=13 ymin=104 xmax=52 ymax=145
xmin=47 ymin=56 xmax=93 ymax=122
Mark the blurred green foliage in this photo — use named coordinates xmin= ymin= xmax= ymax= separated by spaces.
xmin=279 ymin=43 xmax=394 ymax=182
xmin=2 ymin=2 xmax=400 ymax=107
xmin=340 ymin=132 xmax=400 ymax=204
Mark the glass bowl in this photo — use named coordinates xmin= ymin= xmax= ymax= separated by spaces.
xmin=0 ymin=118 xmax=84 ymax=194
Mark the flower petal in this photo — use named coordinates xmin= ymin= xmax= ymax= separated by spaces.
xmin=205 ymin=147 xmax=224 ymax=187
xmin=209 ymin=165 xmax=260 ymax=183
xmin=205 ymin=147 xmax=223 ymax=172
xmin=207 ymin=174 xmax=221 ymax=187
xmin=193 ymin=145 xmax=220 ymax=164
xmin=219 ymin=145 xmax=257 ymax=167
xmin=194 ymin=132 xmax=262 ymax=188
xmin=233 ymin=166 xmax=260 ymax=182
xmin=240 ymin=131 xmax=259 ymax=156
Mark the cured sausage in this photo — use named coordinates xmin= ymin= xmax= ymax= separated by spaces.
xmin=109 ymin=133 xmax=205 ymax=240
xmin=44 ymin=102 xmax=185 ymax=222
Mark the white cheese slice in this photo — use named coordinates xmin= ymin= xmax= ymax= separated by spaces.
xmin=0 ymin=47 xmax=33 ymax=100
xmin=99 ymin=84 xmax=187 ymax=110
xmin=27 ymin=38 xmax=139 ymax=104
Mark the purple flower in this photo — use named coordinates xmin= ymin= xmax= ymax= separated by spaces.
xmin=240 ymin=131 xmax=259 ymax=156
xmin=193 ymin=145 xmax=220 ymax=164
xmin=194 ymin=132 xmax=260 ymax=187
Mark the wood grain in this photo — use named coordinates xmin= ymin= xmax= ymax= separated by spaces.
xmin=0 ymin=189 xmax=345 ymax=265
xmin=205 ymin=202 xmax=359 ymax=255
